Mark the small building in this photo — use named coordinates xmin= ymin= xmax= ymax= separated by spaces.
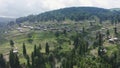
xmin=28 ymin=26 xmax=34 ymax=29
xmin=99 ymin=48 xmax=107 ymax=54
xmin=103 ymin=48 xmax=107 ymax=53
xmin=13 ymin=49 xmax=18 ymax=54
xmin=109 ymin=38 xmax=114 ymax=43
xmin=4 ymin=31 xmax=8 ymax=34
xmin=108 ymin=37 xmax=118 ymax=43
xmin=101 ymin=28 xmax=106 ymax=30
xmin=19 ymin=29 xmax=24 ymax=33
xmin=113 ymin=37 xmax=118 ymax=41
xmin=16 ymin=27 xmax=22 ymax=30
xmin=16 ymin=27 xmax=24 ymax=33
xmin=23 ymin=25 xmax=28 ymax=28
xmin=43 ymin=29 xmax=47 ymax=31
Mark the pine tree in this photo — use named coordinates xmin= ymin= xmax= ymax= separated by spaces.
xmin=63 ymin=29 xmax=67 ymax=35
xmin=73 ymin=36 xmax=79 ymax=49
xmin=26 ymin=55 xmax=30 ymax=67
xmin=23 ymin=43 xmax=27 ymax=56
xmin=0 ymin=54 xmax=6 ymax=68
xmin=9 ymin=50 xmax=14 ymax=68
xmin=31 ymin=45 xmax=45 ymax=68
xmin=38 ymin=44 xmax=42 ymax=50
xmin=34 ymin=44 xmax=37 ymax=56
xmin=114 ymin=27 xmax=117 ymax=35
xmin=55 ymin=31 xmax=60 ymax=37
xmin=34 ymin=56 xmax=41 ymax=68
xmin=62 ymin=58 xmax=67 ymax=68
xmin=9 ymin=50 xmax=20 ymax=68
xmin=89 ymin=22 xmax=93 ymax=26
xmin=106 ymin=29 xmax=110 ymax=39
xmin=82 ymin=27 xmax=85 ymax=33
xmin=14 ymin=54 xmax=20 ymax=68
xmin=31 ymin=52 xmax=34 ymax=67
xmin=98 ymin=33 xmax=103 ymax=46
xmin=46 ymin=42 xmax=49 ymax=54
xmin=48 ymin=53 xmax=54 ymax=62
xmin=10 ymin=40 xmax=14 ymax=47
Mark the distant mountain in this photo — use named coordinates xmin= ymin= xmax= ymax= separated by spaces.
xmin=0 ymin=17 xmax=15 ymax=33
xmin=16 ymin=7 xmax=120 ymax=23
xmin=110 ymin=8 xmax=120 ymax=11
xmin=0 ymin=17 xmax=15 ymax=23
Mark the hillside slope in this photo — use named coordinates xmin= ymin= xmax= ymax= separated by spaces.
xmin=16 ymin=7 xmax=117 ymax=23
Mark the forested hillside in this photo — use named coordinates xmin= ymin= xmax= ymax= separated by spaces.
xmin=1 ymin=7 xmax=120 ymax=68
xmin=16 ymin=7 xmax=120 ymax=23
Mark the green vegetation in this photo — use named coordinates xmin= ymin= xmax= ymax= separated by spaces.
xmin=1 ymin=7 xmax=120 ymax=68
xmin=16 ymin=7 xmax=120 ymax=23
xmin=1 ymin=21 xmax=120 ymax=68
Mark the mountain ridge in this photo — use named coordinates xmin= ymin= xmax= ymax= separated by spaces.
xmin=16 ymin=7 xmax=120 ymax=23
xmin=0 ymin=17 xmax=15 ymax=23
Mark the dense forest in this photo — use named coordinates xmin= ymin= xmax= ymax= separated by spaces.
xmin=16 ymin=7 xmax=120 ymax=23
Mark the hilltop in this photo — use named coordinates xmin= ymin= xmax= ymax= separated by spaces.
xmin=110 ymin=8 xmax=120 ymax=11
xmin=16 ymin=7 xmax=120 ymax=24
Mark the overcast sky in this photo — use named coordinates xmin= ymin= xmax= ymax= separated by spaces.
xmin=0 ymin=0 xmax=120 ymax=18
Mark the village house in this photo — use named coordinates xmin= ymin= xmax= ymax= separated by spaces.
xmin=23 ymin=25 xmax=34 ymax=29
xmin=108 ymin=37 xmax=118 ymax=43
xmin=13 ymin=47 xmax=18 ymax=54
xmin=16 ymin=27 xmax=23 ymax=32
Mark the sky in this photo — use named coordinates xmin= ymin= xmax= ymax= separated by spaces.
xmin=0 ymin=0 xmax=120 ymax=18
